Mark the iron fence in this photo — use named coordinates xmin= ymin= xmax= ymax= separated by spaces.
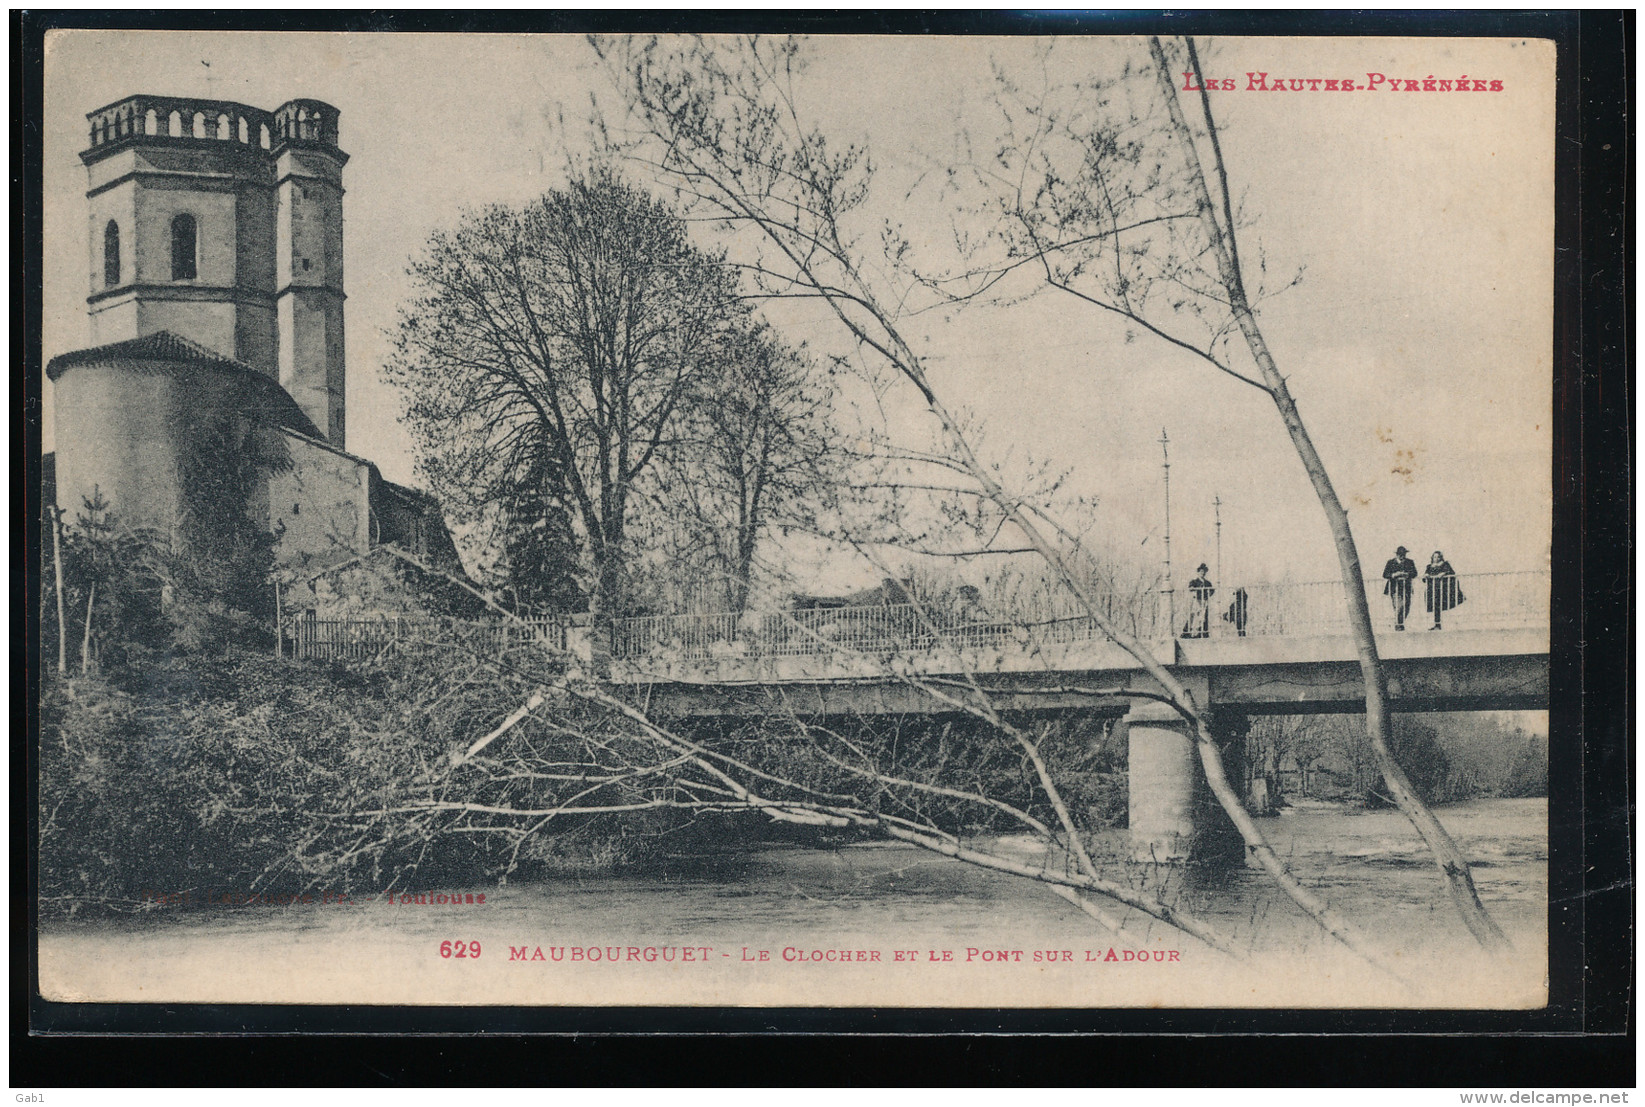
xmin=608 ymin=570 xmax=1550 ymax=661
xmin=289 ymin=613 xmax=566 ymax=661
xmin=1193 ymin=570 xmax=1550 ymax=639
xmin=286 ymin=571 xmax=1548 ymax=665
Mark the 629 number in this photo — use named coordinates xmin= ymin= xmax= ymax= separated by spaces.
xmin=439 ymin=940 xmax=481 ymax=959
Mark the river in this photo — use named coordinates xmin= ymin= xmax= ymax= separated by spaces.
xmin=38 ymin=797 xmax=1546 ymax=1010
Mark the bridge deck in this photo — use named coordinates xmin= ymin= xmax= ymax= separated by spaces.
xmin=618 ymin=627 xmax=1549 ymax=717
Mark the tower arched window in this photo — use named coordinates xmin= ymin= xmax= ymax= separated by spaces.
xmin=170 ymin=213 xmax=197 ymax=280
xmin=103 ymin=221 xmax=120 ymax=288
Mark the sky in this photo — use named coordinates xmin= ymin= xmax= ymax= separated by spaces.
xmin=40 ymin=31 xmax=1556 ymax=592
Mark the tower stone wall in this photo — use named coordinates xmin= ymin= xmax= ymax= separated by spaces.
xmin=47 ymin=333 xmax=323 ymax=539
xmin=80 ymin=95 xmax=349 ymax=445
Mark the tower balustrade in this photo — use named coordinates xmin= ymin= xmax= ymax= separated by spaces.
xmin=271 ymin=99 xmax=340 ymax=146
xmin=83 ymin=95 xmax=341 ymax=158
xmin=78 ymin=92 xmax=348 ymax=442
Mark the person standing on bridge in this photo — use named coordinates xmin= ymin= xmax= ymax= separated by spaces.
xmin=1183 ymin=564 xmax=1214 ymax=638
xmin=1423 ymin=550 xmax=1464 ymax=630
xmin=1222 ymin=586 xmax=1249 ymax=637
xmin=1382 ymin=546 xmax=1418 ymax=631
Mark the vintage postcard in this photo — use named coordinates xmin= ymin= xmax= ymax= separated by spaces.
xmin=36 ymin=29 xmax=1556 ymax=1012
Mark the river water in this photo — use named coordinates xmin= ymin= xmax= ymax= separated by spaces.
xmin=39 ymin=798 xmax=1546 ymax=1010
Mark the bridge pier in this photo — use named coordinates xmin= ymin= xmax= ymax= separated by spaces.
xmin=1125 ymin=700 xmax=1244 ymax=867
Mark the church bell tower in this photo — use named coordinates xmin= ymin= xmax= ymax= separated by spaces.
xmin=80 ymin=95 xmax=348 ymax=446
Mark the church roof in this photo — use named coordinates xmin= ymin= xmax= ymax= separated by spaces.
xmin=46 ymin=331 xmax=322 ymax=439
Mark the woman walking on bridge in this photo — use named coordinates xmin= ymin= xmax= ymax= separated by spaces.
xmin=1424 ymin=551 xmax=1464 ymax=630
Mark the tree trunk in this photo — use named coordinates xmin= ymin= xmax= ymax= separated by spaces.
xmin=729 ymin=522 xmax=757 ymax=615
xmin=51 ymin=509 xmax=67 ymax=675
xmin=80 ymin=581 xmax=96 ymax=676
xmin=1150 ymin=36 xmax=1508 ymax=951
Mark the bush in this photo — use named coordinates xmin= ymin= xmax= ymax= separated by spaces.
xmin=685 ymin=710 xmax=1127 ymax=839
xmin=37 ymin=643 xmax=684 ymax=916
xmin=39 ymin=628 xmax=1148 ymax=919
xmin=41 ymin=482 xmax=277 ymax=674
xmin=1501 ymin=734 xmax=1549 ymax=797
xmin=41 ymin=654 xmax=399 ymax=913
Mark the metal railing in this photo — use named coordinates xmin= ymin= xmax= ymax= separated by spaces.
xmin=1190 ymin=570 xmax=1550 ymax=639
xmin=612 ymin=603 xmax=1045 ymax=661
xmin=289 ymin=613 xmax=566 ymax=661
xmin=285 ymin=571 xmax=1548 ymax=665
xmin=609 ymin=570 xmax=1550 ymax=662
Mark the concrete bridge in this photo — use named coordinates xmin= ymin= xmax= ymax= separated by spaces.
xmin=604 ymin=570 xmax=1549 ymax=863
xmin=607 ymin=570 xmax=1549 ymax=718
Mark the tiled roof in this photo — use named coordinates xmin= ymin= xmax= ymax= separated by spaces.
xmin=46 ymin=331 xmax=321 ymax=438
xmin=50 ymin=330 xmax=247 ymax=376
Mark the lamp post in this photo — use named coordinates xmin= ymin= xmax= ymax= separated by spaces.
xmin=1214 ymin=494 xmax=1223 ymax=586
xmin=1159 ymin=428 xmax=1173 ymax=636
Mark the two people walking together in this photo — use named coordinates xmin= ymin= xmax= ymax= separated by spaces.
xmin=1382 ymin=546 xmax=1463 ymax=631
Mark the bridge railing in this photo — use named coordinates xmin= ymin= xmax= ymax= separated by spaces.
xmin=1196 ymin=570 xmax=1550 ymax=639
xmin=289 ymin=612 xmax=566 ymax=661
xmin=610 ymin=570 xmax=1550 ymax=661
xmin=286 ymin=571 xmax=1548 ymax=664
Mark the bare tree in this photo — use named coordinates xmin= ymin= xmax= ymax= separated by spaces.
xmin=50 ymin=505 xmax=67 ymax=674
xmin=386 ymin=169 xmax=745 ymax=624
xmin=960 ymin=35 xmax=1505 ymax=948
xmin=1246 ymin=716 xmax=1335 ymax=810
xmin=656 ymin=321 xmax=840 ymax=613
xmin=600 ymin=31 xmax=1509 ymax=953
xmin=588 ymin=32 xmax=1433 ymax=970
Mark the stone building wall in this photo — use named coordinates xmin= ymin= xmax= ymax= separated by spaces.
xmin=265 ymin=430 xmax=373 ymax=570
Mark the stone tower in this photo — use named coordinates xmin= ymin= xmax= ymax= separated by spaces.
xmin=81 ymin=95 xmax=348 ymax=446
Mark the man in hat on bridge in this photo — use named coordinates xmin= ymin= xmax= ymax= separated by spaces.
xmin=1183 ymin=563 xmax=1215 ymax=639
xmin=1382 ymin=545 xmax=1419 ymax=631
